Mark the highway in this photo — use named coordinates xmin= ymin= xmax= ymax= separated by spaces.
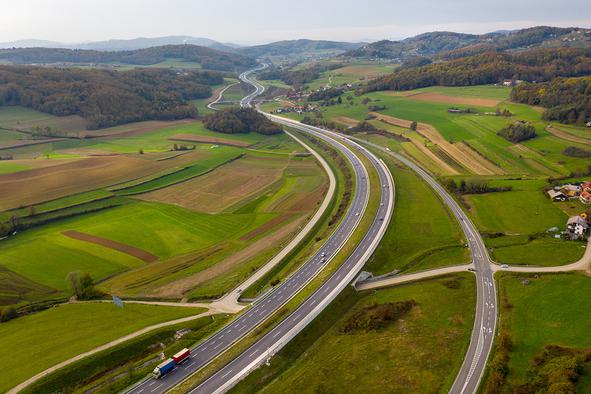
xmin=127 ymin=67 xmax=394 ymax=394
xmin=348 ymin=138 xmax=497 ymax=394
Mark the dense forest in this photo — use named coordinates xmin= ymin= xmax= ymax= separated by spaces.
xmin=0 ymin=65 xmax=224 ymax=128
xmin=203 ymin=107 xmax=282 ymax=135
xmin=362 ymin=48 xmax=591 ymax=92
xmin=511 ymin=76 xmax=591 ymax=125
xmin=258 ymin=63 xmax=342 ymax=87
xmin=0 ymin=44 xmax=256 ymax=71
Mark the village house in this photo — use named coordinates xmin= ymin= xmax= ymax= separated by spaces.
xmin=566 ymin=215 xmax=589 ymax=240
xmin=581 ymin=190 xmax=591 ymax=204
xmin=547 ymin=189 xmax=568 ymax=201
xmin=560 ymin=184 xmax=581 ymax=197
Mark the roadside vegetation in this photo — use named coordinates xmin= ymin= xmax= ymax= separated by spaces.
xmin=0 ymin=302 xmax=203 ymax=393
xmin=484 ymin=273 xmax=591 ymax=392
xmin=232 ymin=274 xmax=475 ymax=393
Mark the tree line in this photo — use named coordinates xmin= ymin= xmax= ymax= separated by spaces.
xmin=362 ymin=48 xmax=591 ymax=92
xmin=0 ymin=45 xmax=256 ymax=72
xmin=511 ymin=76 xmax=591 ymax=125
xmin=0 ymin=65 xmax=224 ymax=129
xmin=203 ymin=107 xmax=282 ymax=135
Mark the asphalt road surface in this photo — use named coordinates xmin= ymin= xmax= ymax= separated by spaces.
xmin=350 ymin=138 xmax=497 ymax=394
xmin=127 ymin=67 xmax=393 ymax=394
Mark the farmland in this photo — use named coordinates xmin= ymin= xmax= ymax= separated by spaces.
xmin=367 ymin=151 xmax=469 ymax=274
xmin=233 ymin=274 xmax=475 ymax=393
xmin=263 ymin=82 xmax=589 ymax=267
xmin=0 ymin=302 xmax=203 ymax=393
xmin=487 ymin=273 xmax=591 ymax=391
xmin=0 ymin=102 xmax=331 ymax=308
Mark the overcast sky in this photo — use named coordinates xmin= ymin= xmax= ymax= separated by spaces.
xmin=2 ymin=0 xmax=591 ymax=44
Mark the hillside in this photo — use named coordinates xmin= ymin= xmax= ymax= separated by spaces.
xmin=362 ymin=48 xmax=591 ymax=92
xmin=0 ymin=65 xmax=224 ymax=128
xmin=0 ymin=44 xmax=255 ymax=72
xmin=343 ymin=26 xmax=591 ymax=61
xmin=239 ymin=39 xmax=364 ymax=59
xmin=511 ymin=76 xmax=591 ymax=125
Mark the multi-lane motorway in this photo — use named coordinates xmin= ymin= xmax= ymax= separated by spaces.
xmin=349 ymin=138 xmax=497 ymax=394
xmin=127 ymin=66 xmax=394 ymax=394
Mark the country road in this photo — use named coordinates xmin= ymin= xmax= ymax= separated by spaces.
xmin=126 ymin=66 xmax=394 ymax=394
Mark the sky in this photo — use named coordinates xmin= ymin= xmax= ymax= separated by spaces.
xmin=2 ymin=0 xmax=591 ymax=45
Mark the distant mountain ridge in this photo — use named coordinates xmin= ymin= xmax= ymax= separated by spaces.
xmin=0 ymin=36 xmax=240 ymax=52
xmin=343 ymin=26 xmax=591 ymax=61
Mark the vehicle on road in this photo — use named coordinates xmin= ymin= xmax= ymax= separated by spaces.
xmin=153 ymin=358 xmax=175 ymax=379
xmin=173 ymin=348 xmax=191 ymax=364
xmin=501 ymin=264 xmax=509 ymax=269
xmin=152 ymin=348 xmax=191 ymax=378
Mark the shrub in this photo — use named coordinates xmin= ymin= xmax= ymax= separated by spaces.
xmin=340 ymin=300 xmax=416 ymax=333
xmin=563 ymin=146 xmax=591 ymax=158
xmin=497 ymin=121 xmax=537 ymax=142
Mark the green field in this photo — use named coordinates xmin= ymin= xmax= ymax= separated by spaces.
xmin=262 ymin=80 xmax=589 ymax=267
xmin=0 ymin=201 xmax=258 ymax=292
xmin=305 ymin=62 xmax=399 ymax=91
xmin=0 ymin=302 xmax=203 ymax=393
xmin=115 ymin=148 xmax=243 ymax=195
xmin=491 ymin=273 xmax=591 ymax=390
xmin=233 ymin=274 xmax=475 ymax=393
xmin=367 ymin=152 xmax=469 ymax=274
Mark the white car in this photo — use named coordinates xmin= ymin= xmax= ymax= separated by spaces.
xmin=501 ymin=264 xmax=509 ymax=269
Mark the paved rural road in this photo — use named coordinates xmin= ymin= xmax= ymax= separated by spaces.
xmin=347 ymin=138 xmax=497 ymax=394
xmin=126 ymin=67 xmax=394 ymax=394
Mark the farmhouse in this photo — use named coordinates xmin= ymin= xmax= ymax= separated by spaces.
xmin=547 ymin=189 xmax=568 ymax=201
xmin=566 ymin=215 xmax=589 ymax=240
xmin=581 ymin=190 xmax=591 ymax=204
xmin=561 ymin=184 xmax=581 ymax=197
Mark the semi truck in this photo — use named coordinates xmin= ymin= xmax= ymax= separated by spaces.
xmin=152 ymin=348 xmax=191 ymax=378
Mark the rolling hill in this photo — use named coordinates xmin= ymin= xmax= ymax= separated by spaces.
xmin=0 ymin=44 xmax=256 ymax=72
xmin=343 ymin=26 xmax=591 ymax=61
xmin=238 ymin=39 xmax=365 ymax=59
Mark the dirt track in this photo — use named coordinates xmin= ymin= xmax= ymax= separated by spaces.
xmin=63 ymin=230 xmax=158 ymax=263
xmin=546 ymin=125 xmax=591 ymax=146
xmin=170 ymin=133 xmax=252 ymax=147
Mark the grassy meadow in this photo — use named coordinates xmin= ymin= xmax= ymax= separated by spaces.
xmin=0 ymin=302 xmax=203 ymax=393
xmin=232 ymin=274 xmax=475 ymax=393
xmin=262 ymin=80 xmax=589 ymax=267
xmin=490 ymin=273 xmax=591 ymax=390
